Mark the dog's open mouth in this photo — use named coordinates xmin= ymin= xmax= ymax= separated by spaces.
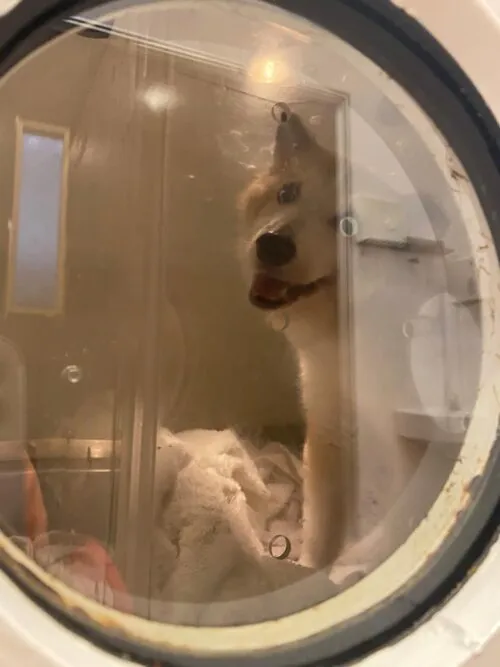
xmin=249 ymin=273 xmax=330 ymax=310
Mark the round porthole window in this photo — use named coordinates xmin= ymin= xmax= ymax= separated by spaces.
xmin=0 ymin=1 xmax=498 ymax=666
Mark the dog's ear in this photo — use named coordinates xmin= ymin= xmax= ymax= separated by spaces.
xmin=272 ymin=111 xmax=336 ymax=180
xmin=272 ymin=112 xmax=313 ymax=171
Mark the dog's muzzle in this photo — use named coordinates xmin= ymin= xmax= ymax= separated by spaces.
xmin=255 ymin=231 xmax=297 ymax=267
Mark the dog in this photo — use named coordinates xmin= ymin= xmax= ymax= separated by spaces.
xmin=237 ymin=104 xmax=347 ymax=570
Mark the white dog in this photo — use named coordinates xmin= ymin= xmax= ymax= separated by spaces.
xmin=237 ymin=105 xmax=347 ymax=569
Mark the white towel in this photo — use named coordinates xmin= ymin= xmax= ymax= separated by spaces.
xmin=150 ymin=428 xmax=339 ymax=624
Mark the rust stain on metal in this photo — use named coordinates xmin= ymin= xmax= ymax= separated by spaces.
xmin=458 ymin=474 xmax=483 ymax=513
xmin=0 ymin=540 xmax=146 ymax=649
xmin=478 ymin=263 xmax=491 ymax=276
xmin=4 ymin=551 xmax=169 ymax=665
xmin=449 ymin=168 xmax=468 ymax=183
xmin=420 ymin=473 xmax=478 ymax=565
xmin=489 ymin=299 xmax=496 ymax=324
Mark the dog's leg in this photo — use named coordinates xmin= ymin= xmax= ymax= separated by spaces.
xmin=300 ymin=438 xmax=346 ymax=570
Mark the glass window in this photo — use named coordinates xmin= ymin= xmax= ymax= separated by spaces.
xmin=0 ymin=0 xmax=497 ymax=664
xmin=7 ymin=122 xmax=68 ymax=314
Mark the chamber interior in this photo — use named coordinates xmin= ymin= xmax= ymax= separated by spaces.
xmin=0 ymin=0 xmax=485 ymax=626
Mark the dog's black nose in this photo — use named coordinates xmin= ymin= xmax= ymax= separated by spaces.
xmin=256 ymin=232 xmax=296 ymax=267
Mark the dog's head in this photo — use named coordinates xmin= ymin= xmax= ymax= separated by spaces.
xmin=238 ymin=106 xmax=338 ymax=312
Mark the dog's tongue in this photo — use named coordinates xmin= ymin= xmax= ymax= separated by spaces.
xmin=250 ymin=274 xmax=289 ymax=301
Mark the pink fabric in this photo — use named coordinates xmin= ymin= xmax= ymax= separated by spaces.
xmin=34 ymin=534 xmax=133 ymax=614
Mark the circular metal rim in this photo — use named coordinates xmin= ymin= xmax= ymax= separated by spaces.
xmin=0 ymin=1 xmax=498 ymax=666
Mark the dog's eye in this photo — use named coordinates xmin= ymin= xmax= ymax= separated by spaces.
xmin=277 ymin=182 xmax=301 ymax=205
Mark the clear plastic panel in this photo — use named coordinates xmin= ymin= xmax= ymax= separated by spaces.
xmin=0 ymin=0 xmax=492 ymax=630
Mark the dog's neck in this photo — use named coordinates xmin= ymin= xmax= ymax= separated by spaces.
xmin=275 ymin=282 xmax=337 ymax=347
xmin=268 ymin=282 xmax=341 ymax=437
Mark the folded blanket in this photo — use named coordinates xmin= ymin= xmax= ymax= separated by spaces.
xmin=150 ymin=428 xmax=339 ymax=625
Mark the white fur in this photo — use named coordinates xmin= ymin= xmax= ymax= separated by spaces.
xmin=268 ymin=285 xmax=346 ymax=569
xmin=238 ymin=111 xmax=345 ymax=570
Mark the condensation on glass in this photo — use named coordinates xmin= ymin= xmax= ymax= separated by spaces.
xmin=0 ymin=0 xmax=494 ymax=636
